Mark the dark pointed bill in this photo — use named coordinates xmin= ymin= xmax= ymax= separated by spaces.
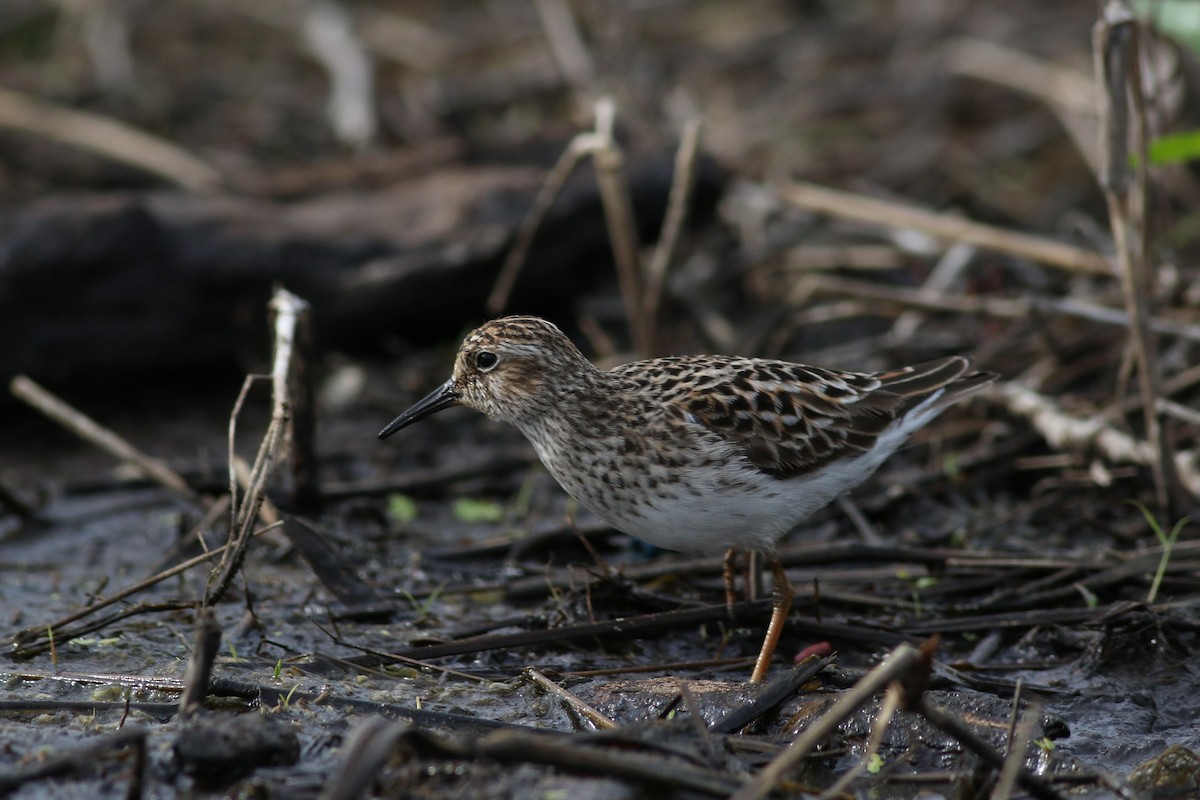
xmin=378 ymin=378 xmax=460 ymax=439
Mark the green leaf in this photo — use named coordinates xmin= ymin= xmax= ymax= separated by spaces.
xmin=867 ymin=753 xmax=885 ymax=774
xmin=1149 ymin=130 xmax=1200 ymax=166
xmin=386 ymin=493 xmax=418 ymax=524
xmin=453 ymin=497 xmax=504 ymax=523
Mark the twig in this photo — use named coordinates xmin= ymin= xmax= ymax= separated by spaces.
xmin=731 ymin=642 xmax=928 ymax=800
xmin=486 ymin=135 xmax=596 ymax=314
xmin=302 ymin=1 xmax=377 ymax=148
xmin=587 ymin=98 xmax=647 ymax=354
xmin=992 ymin=701 xmax=1040 ymax=800
xmin=913 ymin=698 xmax=1063 ymax=800
xmin=642 ymin=117 xmax=702 ymax=355
xmin=7 ymin=510 xmax=282 ymax=658
xmin=943 ymin=37 xmax=1098 ymax=173
xmin=10 ymin=375 xmax=201 ymax=505
xmin=487 ymin=98 xmax=649 ymax=354
xmin=817 ymin=681 xmax=903 ymax=799
xmin=525 ymin=667 xmax=618 ymax=729
xmin=353 ymin=599 xmax=776 ymax=666
xmin=989 ymin=382 xmax=1200 ymax=497
xmin=708 ymin=654 xmax=836 ymax=734
xmin=475 ymin=728 xmax=742 ymax=796
xmin=888 ymin=240 xmax=976 ymax=343
xmin=1093 ymin=2 xmax=1181 ymax=514
xmin=280 ymin=297 xmax=318 ymax=508
xmin=0 ymin=86 xmax=221 ymax=191
xmin=534 ymin=0 xmax=595 ymax=96
xmin=208 ymin=289 xmax=308 ymax=605
xmin=0 ymin=727 xmax=147 ymax=796
xmin=779 ymin=181 xmax=1111 ymax=275
xmin=800 ymin=273 xmax=1200 ymax=343
xmin=178 ymin=608 xmax=221 ymax=718
xmin=318 ymin=718 xmax=413 ymax=800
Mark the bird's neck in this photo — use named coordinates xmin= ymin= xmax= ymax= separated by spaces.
xmin=510 ymin=365 xmax=620 ymax=448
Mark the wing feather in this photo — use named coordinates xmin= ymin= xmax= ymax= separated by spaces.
xmin=613 ymin=355 xmax=989 ymax=480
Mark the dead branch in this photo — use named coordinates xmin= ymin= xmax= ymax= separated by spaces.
xmin=0 ymin=86 xmax=221 ymax=191
xmin=207 ymin=288 xmax=309 ymax=605
xmin=1093 ymin=2 xmax=1182 ymax=514
xmin=989 ymin=382 xmax=1200 ymax=498
xmin=642 ymin=117 xmax=702 ymax=355
xmin=779 ymin=181 xmax=1111 ymax=276
xmin=302 ymin=1 xmax=377 ymax=148
xmin=944 ymin=37 xmax=1098 ymax=172
xmin=178 ymin=608 xmax=221 ymax=718
xmin=487 ymin=98 xmax=649 ymax=354
xmin=9 ymin=375 xmax=201 ymax=505
xmin=525 ymin=667 xmax=617 ymax=729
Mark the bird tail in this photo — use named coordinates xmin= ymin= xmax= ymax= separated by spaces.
xmin=875 ymin=356 xmax=997 ymax=410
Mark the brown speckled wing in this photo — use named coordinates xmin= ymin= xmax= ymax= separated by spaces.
xmin=617 ymin=355 xmax=978 ymax=480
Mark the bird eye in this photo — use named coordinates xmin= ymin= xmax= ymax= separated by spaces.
xmin=475 ymin=351 xmax=499 ymax=371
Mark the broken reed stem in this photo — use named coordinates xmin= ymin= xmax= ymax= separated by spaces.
xmin=779 ymin=181 xmax=1111 ymax=276
xmin=533 ymin=0 xmax=595 ymax=96
xmin=798 ymin=272 xmax=1200 ymax=342
xmin=7 ymin=502 xmax=289 ymax=657
xmin=487 ymin=137 xmax=591 ymax=315
xmin=0 ymin=87 xmax=221 ymax=191
xmin=1093 ymin=3 xmax=1180 ymax=515
xmin=816 ymin=681 xmax=903 ymax=800
xmin=9 ymin=375 xmax=201 ymax=505
xmin=525 ymin=667 xmax=618 ymax=729
xmin=486 ymin=98 xmax=653 ymax=355
xmin=991 ymin=382 xmax=1200 ymax=497
xmin=733 ymin=641 xmax=1064 ymax=800
xmin=321 ymin=718 xmax=414 ymax=800
xmin=208 ymin=288 xmax=307 ymax=605
xmin=285 ymin=297 xmax=318 ymax=508
xmin=178 ymin=608 xmax=222 ymax=718
xmin=731 ymin=643 xmax=926 ymax=800
xmin=589 ymin=98 xmax=649 ymax=355
xmin=642 ymin=117 xmax=702 ymax=356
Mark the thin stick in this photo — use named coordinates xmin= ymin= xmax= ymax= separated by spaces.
xmin=533 ymin=0 xmax=595 ymax=95
xmin=9 ymin=496 xmax=228 ymax=646
xmin=319 ymin=718 xmax=413 ymax=800
xmin=1093 ymin=4 xmax=1180 ymax=514
xmin=0 ymin=87 xmax=221 ymax=191
xmin=989 ymin=382 xmax=1200 ymax=497
xmin=485 ymin=99 xmax=649 ymax=355
xmin=817 ymin=681 xmax=903 ymax=799
xmin=10 ymin=375 xmax=201 ymax=505
xmin=525 ymin=667 xmax=618 ymax=729
xmin=779 ymin=181 xmax=1111 ymax=276
xmin=801 ymin=272 xmax=1200 ymax=343
xmin=914 ymin=698 xmax=1063 ymax=800
xmin=487 ymin=138 xmax=591 ymax=314
xmin=207 ymin=289 xmax=306 ymax=604
xmin=178 ymin=609 xmax=222 ymax=718
xmin=284 ymin=297 xmax=318 ymax=507
xmin=731 ymin=643 xmax=927 ymax=800
xmin=590 ymin=98 xmax=649 ymax=354
xmin=301 ymin=0 xmax=377 ymax=148
xmin=642 ymin=118 xmax=702 ymax=355
xmin=993 ymin=701 xmax=1039 ymax=800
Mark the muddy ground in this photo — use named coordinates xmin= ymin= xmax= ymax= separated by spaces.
xmin=2 ymin=1 xmax=1199 ymax=798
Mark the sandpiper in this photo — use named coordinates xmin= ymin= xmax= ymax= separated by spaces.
xmin=380 ymin=316 xmax=995 ymax=681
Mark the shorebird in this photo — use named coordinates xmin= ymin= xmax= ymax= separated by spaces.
xmin=380 ymin=316 xmax=994 ymax=681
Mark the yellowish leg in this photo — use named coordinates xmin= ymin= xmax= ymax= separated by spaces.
xmin=749 ymin=556 xmax=794 ymax=683
xmin=722 ymin=547 xmax=739 ymax=611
